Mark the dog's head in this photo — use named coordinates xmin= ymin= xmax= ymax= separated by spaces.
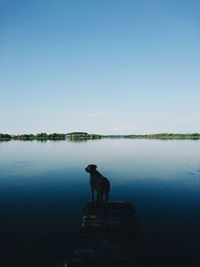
xmin=85 ymin=164 xmax=97 ymax=173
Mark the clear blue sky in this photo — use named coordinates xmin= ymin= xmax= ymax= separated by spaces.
xmin=1 ymin=0 xmax=199 ymax=134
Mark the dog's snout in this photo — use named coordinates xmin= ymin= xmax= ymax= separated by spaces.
xmin=85 ymin=166 xmax=89 ymax=172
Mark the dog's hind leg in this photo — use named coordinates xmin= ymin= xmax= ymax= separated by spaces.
xmin=105 ymin=191 xmax=109 ymax=202
xmin=99 ymin=192 xmax=103 ymax=204
xmin=96 ymin=192 xmax=103 ymax=204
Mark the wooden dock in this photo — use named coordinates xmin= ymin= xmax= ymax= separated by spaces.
xmin=66 ymin=201 xmax=142 ymax=267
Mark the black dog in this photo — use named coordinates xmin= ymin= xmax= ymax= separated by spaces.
xmin=85 ymin=164 xmax=110 ymax=204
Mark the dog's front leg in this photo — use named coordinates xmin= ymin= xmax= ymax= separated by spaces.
xmin=91 ymin=187 xmax=94 ymax=202
xmin=96 ymin=192 xmax=103 ymax=205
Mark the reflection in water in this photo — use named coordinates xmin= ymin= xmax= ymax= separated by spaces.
xmin=67 ymin=137 xmax=103 ymax=142
xmin=67 ymin=137 xmax=89 ymax=142
xmin=0 ymin=139 xmax=200 ymax=266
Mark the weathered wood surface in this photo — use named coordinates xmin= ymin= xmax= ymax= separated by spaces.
xmin=67 ymin=201 xmax=142 ymax=267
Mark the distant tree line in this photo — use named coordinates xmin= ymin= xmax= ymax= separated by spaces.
xmin=103 ymin=133 xmax=200 ymax=139
xmin=1 ymin=132 xmax=200 ymax=141
xmin=0 ymin=132 xmax=101 ymax=141
xmin=0 ymin=133 xmax=12 ymax=140
xmin=0 ymin=133 xmax=66 ymax=141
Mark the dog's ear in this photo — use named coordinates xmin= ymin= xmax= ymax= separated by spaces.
xmin=91 ymin=164 xmax=97 ymax=170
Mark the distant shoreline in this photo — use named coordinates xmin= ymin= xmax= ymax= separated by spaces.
xmin=1 ymin=132 xmax=200 ymax=141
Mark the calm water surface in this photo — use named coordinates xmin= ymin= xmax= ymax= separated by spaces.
xmin=0 ymin=139 xmax=200 ymax=266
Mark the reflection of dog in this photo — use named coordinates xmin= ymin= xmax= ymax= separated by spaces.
xmin=85 ymin=164 xmax=110 ymax=204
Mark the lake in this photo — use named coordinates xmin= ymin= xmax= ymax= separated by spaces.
xmin=0 ymin=139 xmax=200 ymax=266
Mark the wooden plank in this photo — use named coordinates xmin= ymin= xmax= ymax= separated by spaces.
xmin=66 ymin=201 xmax=142 ymax=267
